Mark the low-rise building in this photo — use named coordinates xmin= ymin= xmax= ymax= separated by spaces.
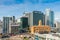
xmin=11 ymin=22 xmax=20 ymax=34
xmin=30 ymin=20 xmax=51 ymax=34
xmin=55 ymin=21 xmax=60 ymax=28
xmin=34 ymin=33 xmax=60 ymax=40
xmin=51 ymin=21 xmax=60 ymax=33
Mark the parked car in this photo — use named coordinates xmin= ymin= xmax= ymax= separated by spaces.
xmin=1 ymin=35 xmax=10 ymax=38
xmin=19 ymin=29 xmax=27 ymax=33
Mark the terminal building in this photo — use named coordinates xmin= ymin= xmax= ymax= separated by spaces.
xmin=30 ymin=20 xmax=51 ymax=34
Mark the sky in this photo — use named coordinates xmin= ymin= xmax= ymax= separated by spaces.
xmin=0 ymin=0 xmax=60 ymax=21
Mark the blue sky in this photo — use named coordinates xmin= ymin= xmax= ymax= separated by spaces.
xmin=0 ymin=0 xmax=60 ymax=21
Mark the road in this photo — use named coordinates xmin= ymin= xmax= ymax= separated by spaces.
xmin=0 ymin=33 xmax=34 ymax=40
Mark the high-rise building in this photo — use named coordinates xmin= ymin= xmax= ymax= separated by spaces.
xmin=23 ymin=12 xmax=31 ymax=27
xmin=20 ymin=16 xmax=28 ymax=29
xmin=12 ymin=16 xmax=15 ymax=23
xmin=45 ymin=8 xmax=54 ymax=27
xmin=24 ymin=11 xmax=45 ymax=27
xmin=3 ymin=17 xmax=12 ymax=34
xmin=0 ymin=20 xmax=3 ymax=33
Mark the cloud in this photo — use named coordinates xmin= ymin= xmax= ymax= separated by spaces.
xmin=42 ymin=0 xmax=60 ymax=3
xmin=0 ymin=0 xmax=60 ymax=21
xmin=0 ymin=0 xmax=60 ymax=5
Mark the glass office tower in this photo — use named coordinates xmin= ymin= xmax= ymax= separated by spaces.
xmin=45 ymin=8 xmax=54 ymax=27
xmin=20 ymin=17 xmax=28 ymax=29
xmin=33 ymin=11 xmax=45 ymax=25
xmin=24 ymin=11 xmax=45 ymax=27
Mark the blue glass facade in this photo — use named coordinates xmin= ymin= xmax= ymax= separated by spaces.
xmin=46 ymin=9 xmax=54 ymax=27
xmin=35 ymin=35 xmax=39 ymax=40
xmin=49 ymin=11 xmax=54 ymax=27
xmin=20 ymin=17 xmax=28 ymax=29
xmin=33 ymin=11 xmax=45 ymax=25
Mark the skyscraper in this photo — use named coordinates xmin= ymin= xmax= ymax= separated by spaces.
xmin=0 ymin=20 xmax=3 ymax=33
xmin=23 ymin=12 xmax=31 ymax=27
xmin=12 ymin=16 xmax=15 ymax=23
xmin=45 ymin=8 xmax=54 ymax=27
xmin=24 ymin=11 xmax=45 ymax=27
xmin=20 ymin=16 xmax=28 ymax=29
xmin=3 ymin=17 xmax=12 ymax=34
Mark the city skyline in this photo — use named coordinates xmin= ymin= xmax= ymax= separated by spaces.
xmin=0 ymin=0 xmax=60 ymax=21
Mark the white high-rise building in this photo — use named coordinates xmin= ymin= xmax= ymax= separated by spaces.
xmin=0 ymin=20 xmax=3 ymax=33
xmin=45 ymin=8 xmax=54 ymax=27
xmin=3 ymin=17 xmax=12 ymax=34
